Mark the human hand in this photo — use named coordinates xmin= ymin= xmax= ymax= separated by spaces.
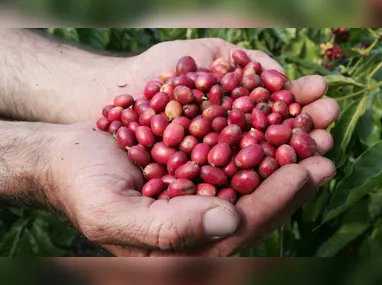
xmin=46 ymin=76 xmax=339 ymax=257
xmin=120 ymin=40 xmax=339 ymax=256
xmin=46 ymin=121 xmax=241 ymax=256
xmin=0 ymin=36 xmax=338 ymax=256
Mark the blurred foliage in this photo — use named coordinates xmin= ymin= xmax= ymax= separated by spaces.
xmin=1 ymin=28 xmax=382 ymax=257
xmin=12 ymin=0 xmax=361 ymax=26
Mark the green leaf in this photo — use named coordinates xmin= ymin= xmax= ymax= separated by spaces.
xmin=326 ymin=85 xmax=357 ymax=99
xmin=357 ymin=109 xmax=381 ymax=148
xmin=372 ymin=91 xmax=382 ymax=118
xmin=0 ymin=219 xmax=29 ymax=257
xmin=326 ymin=96 xmax=367 ymax=167
xmin=255 ymin=229 xmax=280 ymax=257
xmin=301 ymin=35 xmax=320 ymax=61
xmin=263 ymin=30 xmax=275 ymax=51
xmin=61 ymin=28 xmax=80 ymax=42
xmin=368 ymin=191 xmax=382 ymax=220
xmin=14 ymin=229 xmax=36 ymax=257
xmin=253 ymin=39 xmax=270 ymax=54
xmin=302 ymin=186 xmax=330 ymax=224
xmin=240 ymin=229 xmax=280 ymax=257
xmin=288 ymin=38 xmax=305 ymax=57
xmin=359 ymin=218 xmax=382 ymax=257
xmin=315 ymin=199 xmax=370 ymax=257
xmin=77 ymin=28 xmax=111 ymax=50
xmin=47 ymin=28 xmax=79 ymax=43
xmin=236 ymin=41 xmax=251 ymax=49
xmin=284 ymin=64 xmax=297 ymax=80
xmin=283 ymin=55 xmax=332 ymax=75
xmin=325 ymin=74 xmax=365 ymax=87
xmin=323 ymin=140 xmax=382 ymax=225
xmin=315 ymin=222 xmax=368 ymax=257
xmin=42 ymin=213 xmax=77 ymax=248
xmin=186 ymin=28 xmax=198 ymax=40
xmin=272 ymin=28 xmax=292 ymax=44
xmin=285 ymin=28 xmax=297 ymax=39
xmin=359 ymin=235 xmax=382 ymax=257
xmin=8 ymin=208 xmax=23 ymax=217
xmin=31 ymin=220 xmax=64 ymax=256
xmin=353 ymin=51 xmax=382 ymax=78
xmin=107 ymin=28 xmax=128 ymax=52
xmin=158 ymin=28 xmax=187 ymax=40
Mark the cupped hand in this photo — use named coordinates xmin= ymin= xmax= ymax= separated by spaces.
xmin=90 ymin=38 xmax=285 ymax=120
xmin=126 ymin=38 xmax=285 ymax=99
xmin=54 ymin=38 xmax=339 ymax=256
xmin=47 ymin=121 xmax=240 ymax=256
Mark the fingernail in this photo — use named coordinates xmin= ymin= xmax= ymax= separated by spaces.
xmin=324 ymin=84 xmax=329 ymax=94
xmin=319 ymin=174 xmax=336 ymax=187
xmin=208 ymin=236 xmax=224 ymax=241
xmin=203 ymin=207 xmax=239 ymax=237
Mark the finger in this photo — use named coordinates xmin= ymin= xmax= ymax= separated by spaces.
xmin=290 ymin=75 xmax=328 ymax=105
xmin=217 ymin=40 xmax=284 ymax=73
xmin=104 ymin=243 xmax=199 ymax=257
xmin=87 ymin=194 xmax=240 ymax=252
xmin=196 ymin=164 xmax=309 ymax=256
xmin=302 ymin=98 xmax=341 ymax=129
xmin=242 ymin=49 xmax=284 ymax=73
xmin=295 ymin=156 xmax=336 ymax=204
xmin=114 ymin=157 xmax=335 ymax=257
xmin=104 ymin=244 xmax=149 ymax=257
xmin=205 ymin=156 xmax=335 ymax=256
xmin=309 ymin=129 xmax=334 ymax=155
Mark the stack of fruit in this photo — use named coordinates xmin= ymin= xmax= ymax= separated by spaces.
xmin=97 ymin=50 xmax=318 ymax=204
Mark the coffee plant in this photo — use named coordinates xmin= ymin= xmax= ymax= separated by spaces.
xmin=0 ymin=28 xmax=381 ymax=257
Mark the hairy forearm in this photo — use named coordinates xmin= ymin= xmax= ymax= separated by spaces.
xmin=0 ymin=120 xmax=52 ymax=205
xmin=0 ymin=29 xmax=130 ymax=124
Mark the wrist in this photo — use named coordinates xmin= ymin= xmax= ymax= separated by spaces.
xmin=0 ymin=29 xmax=137 ymax=124
xmin=67 ymin=55 xmax=136 ymax=124
xmin=30 ymin=54 xmax=136 ymax=124
xmin=0 ymin=121 xmax=57 ymax=206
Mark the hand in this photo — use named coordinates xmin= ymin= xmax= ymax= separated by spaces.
xmin=45 ymin=40 xmax=339 ymax=256
xmin=88 ymin=38 xmax=286 ymax=120
xmin=46 ymin=121 xmax=240 ymax=256
xmin=0 ymin=34 xmax=339 ymax=256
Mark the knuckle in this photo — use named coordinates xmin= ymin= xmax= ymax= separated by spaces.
xmin=146 ymin=216 xmax=186 ymax=251
xmin=74 ymin=202 xmax=112 ymax=244
xmin=210 ymin=37 xmax=228 ymax=45
xmin=77 ymin=216 xmax=110 ymax=244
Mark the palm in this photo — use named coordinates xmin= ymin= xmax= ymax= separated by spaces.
xmin=50 ymin=122 xmax=151 ymax=254
xmin=58 ymin=39 xmax=339 ymax=257
xmin=128 ymin=39 xmax=217 ymax=95
xmin=52 ymin=122 xmax=238 ymax=257
xmin=126 ymin=38 xmax=282 ymax=98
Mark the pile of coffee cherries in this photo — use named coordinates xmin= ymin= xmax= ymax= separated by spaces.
xmin=96 ymin=50 xmax=317 ymax=204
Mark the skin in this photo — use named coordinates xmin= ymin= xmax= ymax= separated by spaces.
xmin=55 ymin=258 xmax=260 ymax=285
xmin=0 ymin=29 xmax=340 ymax=257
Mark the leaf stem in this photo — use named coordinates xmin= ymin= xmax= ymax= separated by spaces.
xmin=9 ymin=219 xmax=29 ymax=257
xmin=335 ymin=90 xmax=365 ymax=101
xmin=365 ymin=36 xmax=381 ymax=56
xmin=369 ymin=81 xmax=382 ymax=90
xmin=349 ymin=56 xmax=363 ymax=76
xmin=279 ymin=225 xmax=284 ymax=257
xmin=368 ymin=29 xmax=378 ymax=38
xmin=369 ymin=61 xmax=382 ymax=79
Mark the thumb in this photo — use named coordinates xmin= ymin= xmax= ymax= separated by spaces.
xmin=223 ymin=41 xmax=285 ymax=73
xmin=87 ymin=194 xmax=240 ymax=252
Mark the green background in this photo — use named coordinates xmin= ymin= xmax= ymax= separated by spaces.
xmin=14 ymin=0 xmax=362 ymax=26
xmin=1 ymin=28 xmax=382 ymax=257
